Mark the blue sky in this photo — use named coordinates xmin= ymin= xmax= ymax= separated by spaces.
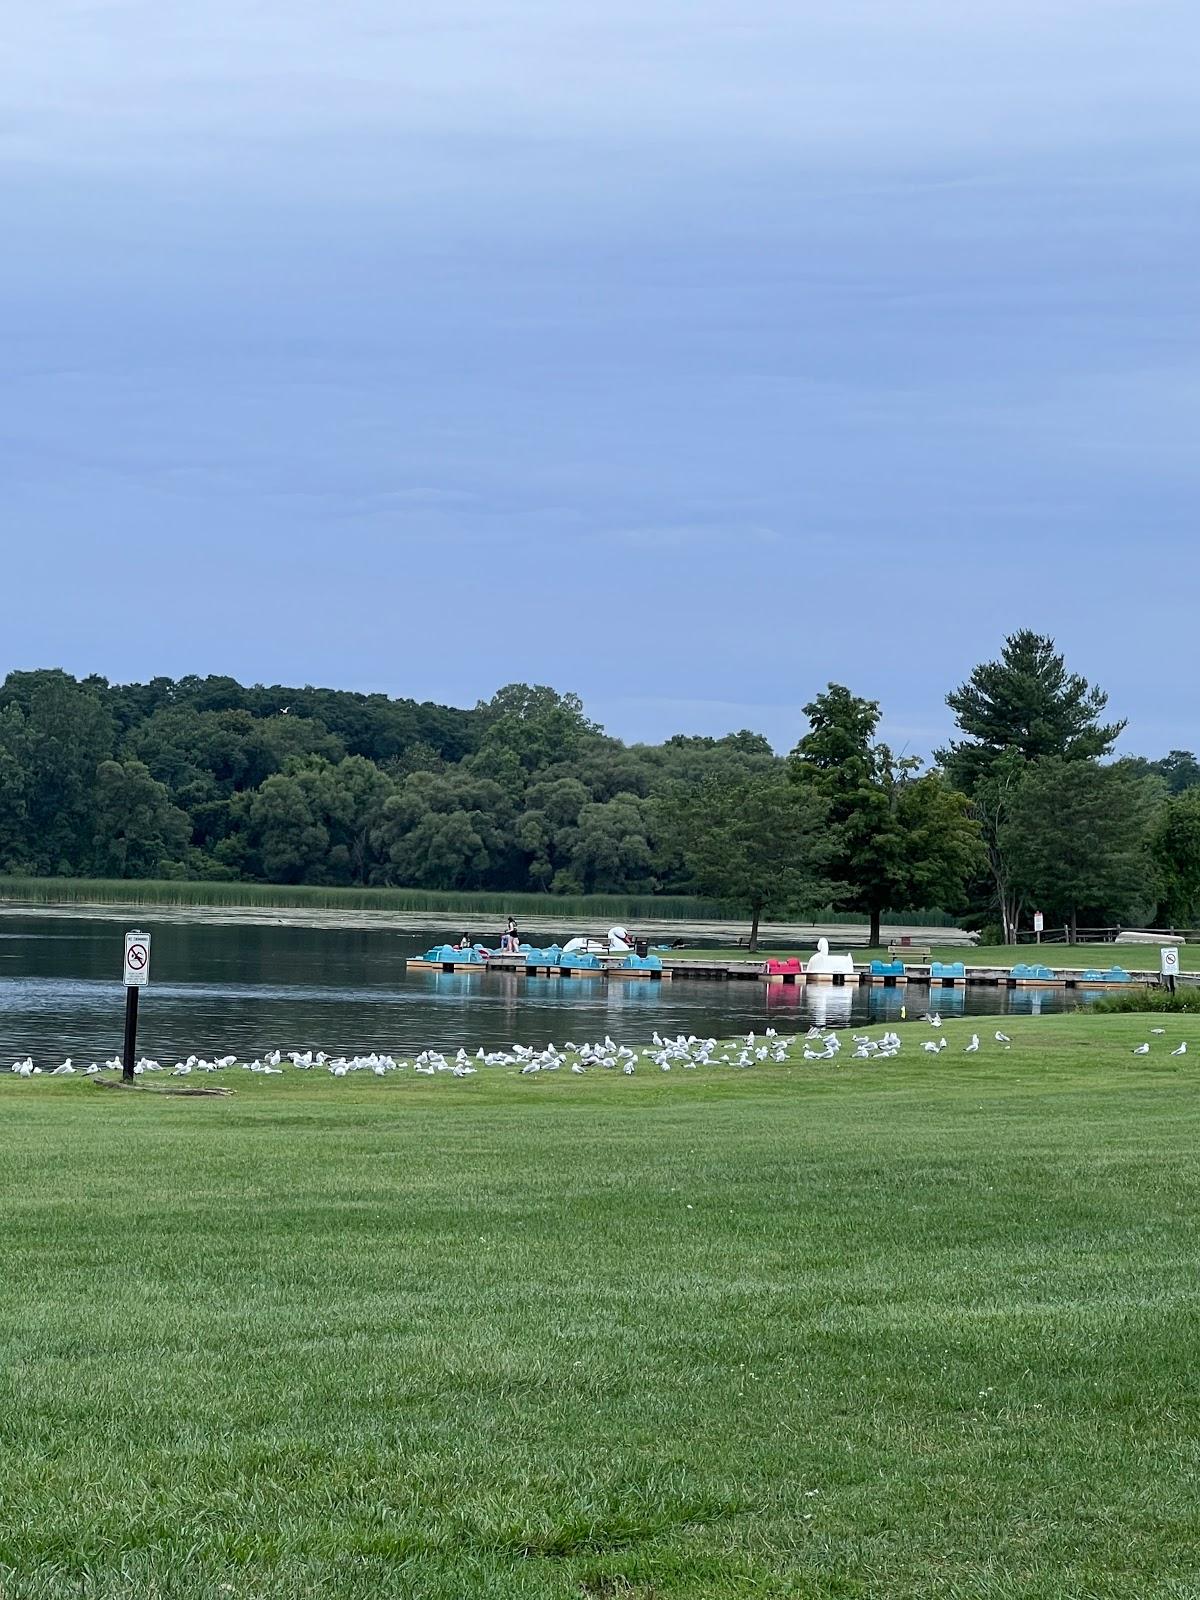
xmin=3 ymin=1 xmax=1196 ymax=756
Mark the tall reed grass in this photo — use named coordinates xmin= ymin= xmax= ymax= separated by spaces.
xmin=0 ymin=877 xmax=957 ymax=925
xmin=0 ymin=878 xmax=724 ymax=920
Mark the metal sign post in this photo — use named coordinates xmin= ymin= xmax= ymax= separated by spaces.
xmin=122 ymin=931 xmax=151 ymax=1082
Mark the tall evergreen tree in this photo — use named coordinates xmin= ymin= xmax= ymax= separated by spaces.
xmin=938 ymin=630 xmax=1124 ymax=790
xmin=938 ymin=633 xmax=1125 ymax=940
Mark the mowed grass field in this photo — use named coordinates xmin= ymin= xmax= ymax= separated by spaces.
xmin=3 ymin=1016 xmax=1200 ymax=1599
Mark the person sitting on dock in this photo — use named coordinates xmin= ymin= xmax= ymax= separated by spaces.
xmin=454 ymin=931 xmax=472 ymax=951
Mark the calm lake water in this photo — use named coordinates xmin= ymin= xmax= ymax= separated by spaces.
xmin=0 ymin=908 xmax=1083 ymax=1065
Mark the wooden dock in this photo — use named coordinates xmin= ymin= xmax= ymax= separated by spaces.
xmin=659 ymin=958 xmax=765 ymax=982
xmin=408 ymin=954 xmax=1190 ymax=989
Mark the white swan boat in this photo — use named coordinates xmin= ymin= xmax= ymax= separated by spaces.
xmin=562 ymin=925 xmax=636 ymax=959
xmin=804 ymin=935 xmax=856 ymax=983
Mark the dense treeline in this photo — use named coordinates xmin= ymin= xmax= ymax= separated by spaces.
xmin=0 ymin=673 xmax=773 ymax=895
xmin=0 ymin=640 xmax=1197 ymax=941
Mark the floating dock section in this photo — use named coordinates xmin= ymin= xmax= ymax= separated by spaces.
xmin=406 ymin=943 xmax=489 ymax=974
xmin=867 ymin=959 xmax=908 ymax=986
xmin=1074 ymin=966 xmax=1133 ymax=990
xmin=763 ymin=958 xmax=804 ymax=985
xmin=928 ymin=961 xmax=967 ymax=987
xmin=1009 ymin=962 xmax=1063 ymax=988
xmin=408 ymin=945 xmax=670 ymax=981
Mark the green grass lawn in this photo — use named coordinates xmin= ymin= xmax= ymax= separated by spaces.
xmin=665 ymin=942 xmax=1197 ymax=971
xmin=3 ymin=1015 xmax=1200 ymax=1598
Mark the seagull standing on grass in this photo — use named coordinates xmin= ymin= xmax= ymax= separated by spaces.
xmin=1172 ymin=1042 xmax=1188 ymax=1056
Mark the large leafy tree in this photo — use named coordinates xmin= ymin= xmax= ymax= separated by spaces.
xmin=1125 ymin=750 xmax=1200 ymax=796
xmin=562 ymin=794 xmax=658 ymax=895
xmin=938 ymin=633 xmax=1126 ymax=939
xmin=127 ymin=707 xmax=347 ymax=855
xmin=1001 ymin=759 xmax=1160 ymax=940
xmin=680 ymin=775 xmax=832 ymax=951
xmin=790 ymin=685 xmax=980 ymax=946
xmin=0 ymin=709 xmax=30 ymax=870
xmin=0 ymin=670 xmax=115 ymax=874
xmin=223 ymin=757 xmax=396 ymax=885
xmin=473 ymin=684 xmax=601 ymax=776
xmin=371 ymin=769 xmax=516 ymax=890
xmin=91 ymin=760 xmax=191 ymax=878
xmin=1149 ymin=788 xmax=1200 ymax=924
xmin=511 ymin=778 xmax=661 ymax=895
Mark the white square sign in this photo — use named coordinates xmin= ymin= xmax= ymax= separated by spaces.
xmin=1161 ymin=946 xmax=1180 ymax=978
xmin=1033 ymin=911 xmax=1044 ymax=934
xmin=123 ymin=931 xmax=152 ymax=987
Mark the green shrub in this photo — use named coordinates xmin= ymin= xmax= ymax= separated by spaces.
xmin=1090 ymin=987 xmax=1198 ymax=1014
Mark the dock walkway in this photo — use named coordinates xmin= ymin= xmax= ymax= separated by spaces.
xmin=409 ymin=954 xmax=1187 ymax=988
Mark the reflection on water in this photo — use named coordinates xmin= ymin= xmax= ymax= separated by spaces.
xmin=0 ymin=910 xmax=1082 ymax=1063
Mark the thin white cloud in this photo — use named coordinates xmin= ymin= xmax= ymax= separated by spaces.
xmin=4 ymin=0 xmax=1195 ymax=184
xmin=609 ymin=523 xmax=780 ymax=549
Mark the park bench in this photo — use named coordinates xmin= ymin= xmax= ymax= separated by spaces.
xmin=888 ymin=942 xmax=932 ymax=961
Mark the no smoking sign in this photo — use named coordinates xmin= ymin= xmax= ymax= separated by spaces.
xmin=123 ymin=931 xmax=152 ymax=987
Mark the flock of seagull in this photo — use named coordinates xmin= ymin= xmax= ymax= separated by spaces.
xmin=7 ymin=1014 xmax=1190 ymax=1083
xmin=5 ymin=1013 xmax=1043 ymax=1082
